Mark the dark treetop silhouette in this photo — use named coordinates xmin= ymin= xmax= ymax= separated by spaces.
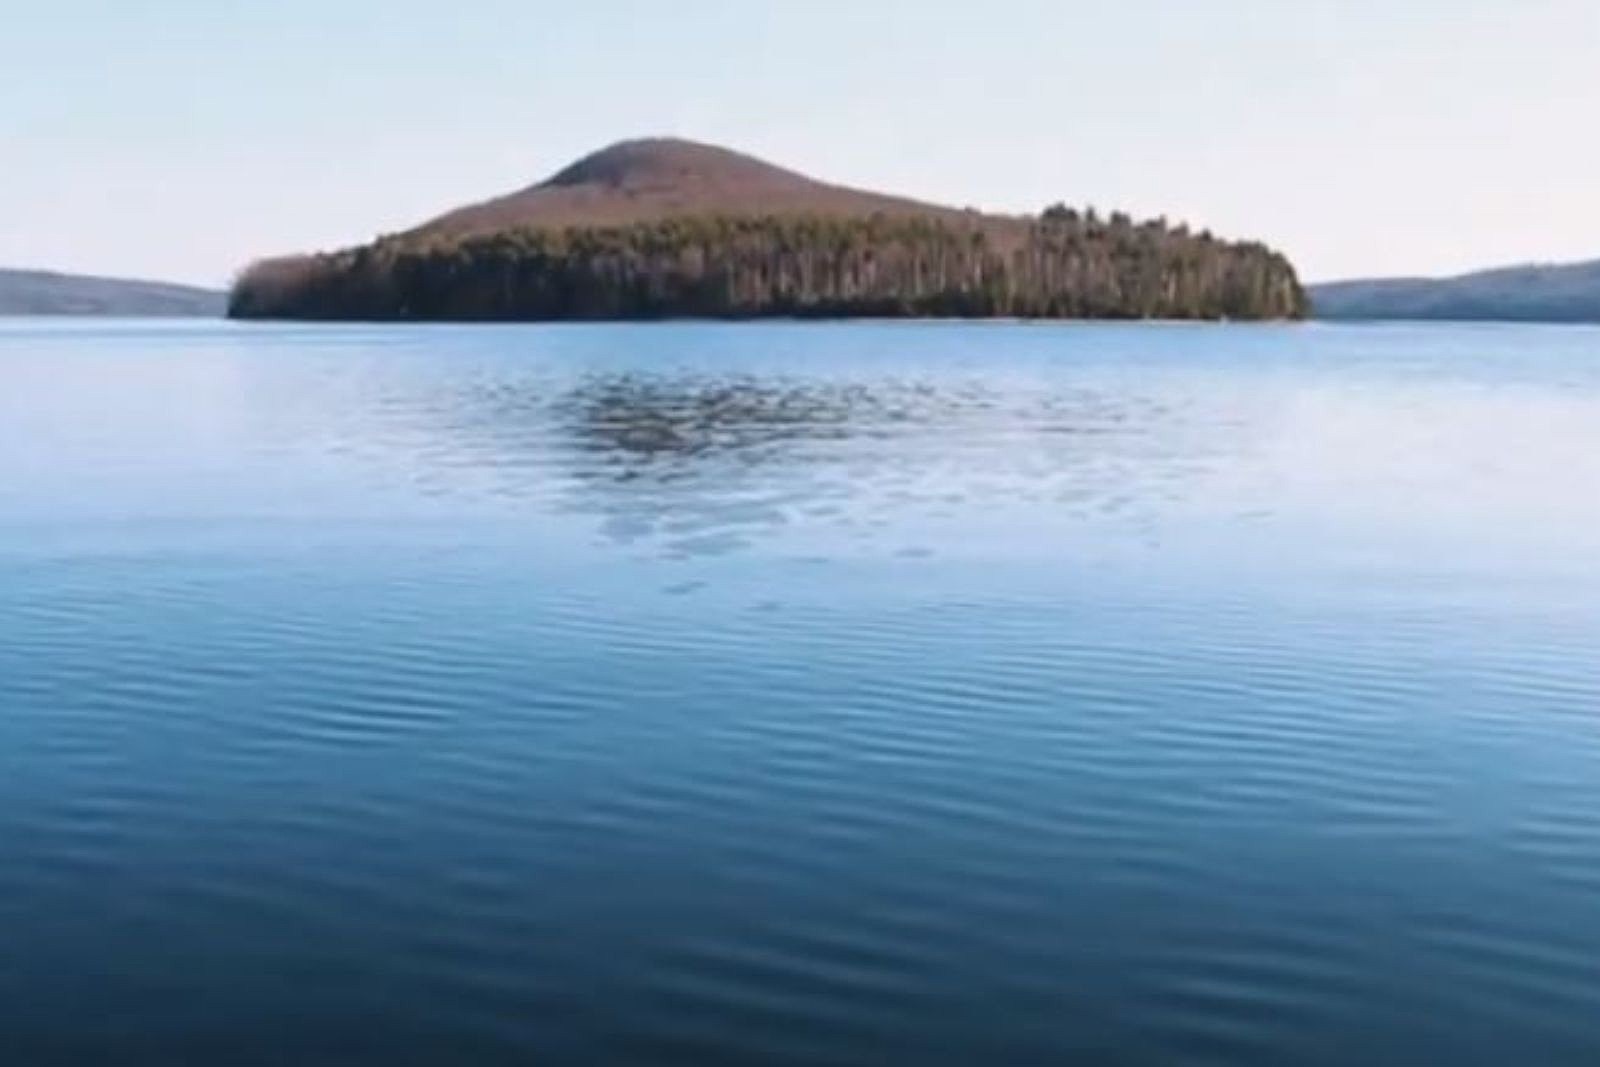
xmin=231 ymin=139 xmax=1306 ymax=322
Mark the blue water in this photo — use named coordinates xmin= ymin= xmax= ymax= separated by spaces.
xmin=3 ymin=319 xmax=1599 ymax=1064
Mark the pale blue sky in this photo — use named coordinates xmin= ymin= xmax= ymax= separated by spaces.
xmin=4 ymin=0 xmax=1597 ymax=286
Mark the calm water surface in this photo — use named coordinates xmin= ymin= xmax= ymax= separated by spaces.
xmin=2 ymin=320 xmax=1599 ymax=1064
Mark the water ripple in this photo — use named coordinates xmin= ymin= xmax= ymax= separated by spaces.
xmin=3 ymin=322 xmax=1600 ymax=1063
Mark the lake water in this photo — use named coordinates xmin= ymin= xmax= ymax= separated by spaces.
xmin=3 ymin=319 xmax=1599 ymax=1064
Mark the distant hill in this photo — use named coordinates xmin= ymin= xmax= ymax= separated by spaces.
xmin=231 ymin=137 xmax=1305 ymax=323
xmin=1311 ymin=259 xmax=1600 ymax=322
xmin=0 ymin=268 xmax=223 ymax=317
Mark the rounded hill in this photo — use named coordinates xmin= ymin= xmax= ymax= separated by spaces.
xmin=412 ymin=137 xmax=969 ymax=237
xmin=231 ymin=137 xmax=1307 ymax=322
xmin=543 ymin=138 xmax=816 ymax=190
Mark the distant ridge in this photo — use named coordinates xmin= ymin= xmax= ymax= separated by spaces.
xmin=0 ymin=268 xmax=223 ymax=317
xmin=232 ymin=137 xmax=1306 ymax=322
xmin=1311 ymin=259 xmax=1600 ymax=322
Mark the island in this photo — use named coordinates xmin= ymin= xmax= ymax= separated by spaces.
xmin=230 ymin=138 xmax=1306 ymax=323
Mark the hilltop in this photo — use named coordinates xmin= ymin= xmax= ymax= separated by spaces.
xmin=1311 ymin=259 xmax=1600 ymax=322
xmin=411 ymin=138 xmax=964 ymax=237
xmin=1 ymin=268 xmax=223 ymax=317
xmin=231 ymin=138 xmax=1306 ymax=322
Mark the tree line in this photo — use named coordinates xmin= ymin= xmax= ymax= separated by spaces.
xmin=230 ymin=210 xmax=1306 ymax=321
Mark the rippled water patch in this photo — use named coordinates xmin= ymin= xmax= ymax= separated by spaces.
xmin=2 ymin=321 xmax=1600 ymax=1064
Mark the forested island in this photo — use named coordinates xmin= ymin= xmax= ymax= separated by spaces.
xmin=231 ymin=139 xmax=1306 ymax=322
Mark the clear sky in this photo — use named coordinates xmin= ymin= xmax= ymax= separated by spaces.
xmin=4 ymin=0 xmax=1597 ymax=287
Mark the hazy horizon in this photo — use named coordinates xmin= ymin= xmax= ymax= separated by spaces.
xmin=6 ymin=1 xmax=1598 ymax=288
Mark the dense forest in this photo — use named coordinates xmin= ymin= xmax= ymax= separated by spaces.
xmin=231 ymin=210 xmax=1305 ymax=321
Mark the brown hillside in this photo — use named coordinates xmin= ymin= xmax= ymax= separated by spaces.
xmin=411 ymin=137 xmax=989 ymax=238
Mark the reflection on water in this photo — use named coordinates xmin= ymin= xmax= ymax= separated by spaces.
xmin=406 ymin=370 xmax=1231 ymax=556
xmin=2 ymin=321 xmax=1600 ymax=1064
xmin=565 ymin=376 xmax=870 ymax=457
